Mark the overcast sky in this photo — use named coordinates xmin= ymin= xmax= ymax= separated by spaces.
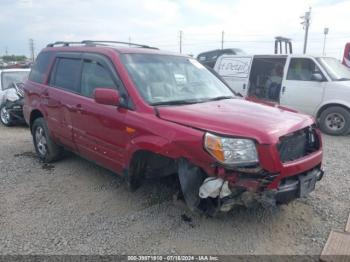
xmin=0 ymin=0 xmax=349 ymax=59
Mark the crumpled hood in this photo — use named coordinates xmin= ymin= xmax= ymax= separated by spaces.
xmin=157 ymin=99 xmax=314 ymax=144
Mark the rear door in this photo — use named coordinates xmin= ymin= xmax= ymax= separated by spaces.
xmin=70 ymin=53 xmax=130 ymax=172
xmin=47 ymin=53 xmax=82 ymax=150
xmin=280 ymin=57 xmax=326 ymax=115
xmin=214 ymin=55 xmax=253 ymax=97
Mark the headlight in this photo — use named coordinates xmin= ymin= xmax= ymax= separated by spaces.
xmin=204 ymin=133 xmax=258 ymax=166
xmin=6 ymin=93 xmax=19 ymax=102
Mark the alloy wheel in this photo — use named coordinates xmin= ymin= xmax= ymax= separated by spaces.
xmin=35 ymin=126 xmax=48 ymax=156
xmin=325 ymin=112 xmax=346 ymax=131
xmin=0 ymin=106 xmax=10 ymax=125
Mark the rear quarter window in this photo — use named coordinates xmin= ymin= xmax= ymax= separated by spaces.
xmin=28 ymin=51 xmax=54 ymax=84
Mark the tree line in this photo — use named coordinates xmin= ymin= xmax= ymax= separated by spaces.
xmin=1 ymin=55 xmax=27 ymax=62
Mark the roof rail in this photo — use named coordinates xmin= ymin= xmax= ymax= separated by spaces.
xmin=46 ymin=40 xmax=158 ymax=49
xmin=82 ymin=40 xmax=158 ymax=49
xmin=46 ymin=41 xmax=84 ymax=47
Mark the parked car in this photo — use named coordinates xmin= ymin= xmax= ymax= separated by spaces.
xmin=214 ymin=54 xmax=350 ymax=136
xmin=24 ymin=41 xmax=323 ymax=214
xmin=343 ymin=42 xmax=350 ymax=68
xmin=0 ymin=61 xmax=8 ymax=69
xmin=0 ymin=69 xmax=30 ymax=126
xmin=0 ymin=82 xmax=26 ymax=126
xmin=197 ymin=48 xmax=245 ymax=68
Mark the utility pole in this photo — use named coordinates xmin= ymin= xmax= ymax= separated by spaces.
xmin=323 ymin=28 xmax=329 ymax=56
xmin=29 ymin=38 xmax=35 ymax=62
xmin=5 ymin=46 xmax=8 ymax=56
xmin=179 ymin=30 xmax=183 ymax=54
xmin=221 ymin=30 xmax=224 ymax=49
xmin=301 ymin=7 xmax=311 ymax=54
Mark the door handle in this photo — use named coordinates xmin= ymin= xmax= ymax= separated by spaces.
xmin=243 ymin=84 xmax=246 ymax=90
xmin=282 ymin=86 xmax=286 ymax=94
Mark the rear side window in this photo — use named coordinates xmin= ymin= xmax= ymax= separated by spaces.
xmin=51 ymin=58 xmax=81 ymax=92
xmin=81 ymin=60 xmax=117 ymax=97
xmin=28 ymin=51 xmax=53 ymax=84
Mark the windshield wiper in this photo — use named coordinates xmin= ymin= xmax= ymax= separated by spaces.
xmin=336 ymin=77 xmax=350 ymax=81
xmin=151 ymin=99 xmax=202 ymax=106
xmin=151 ymin=96 xmax=235 ymax=106
xmin=204 ymin=96 xmax=235 ymax=102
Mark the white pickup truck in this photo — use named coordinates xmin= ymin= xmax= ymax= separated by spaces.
xmin=214 ymin=54 xmax=350 ymax=135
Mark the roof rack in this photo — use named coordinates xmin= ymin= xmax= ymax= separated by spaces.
xmin=46 ymin=41 xmax=84 ymax=47
xmin=46 ymin=40 xmax=158 ymax=49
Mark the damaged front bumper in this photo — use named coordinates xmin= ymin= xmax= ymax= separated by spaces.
xmin=275 ymin=167 xmax=324 ymax=203
xmin=5 ymin=99 xmax=24 ymax=121
xmin=198 ymin=167 xmax=324 ymax=212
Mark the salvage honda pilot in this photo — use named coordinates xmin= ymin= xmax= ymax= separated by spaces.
xmin=23 ymin=41 xmax=324 ymax=214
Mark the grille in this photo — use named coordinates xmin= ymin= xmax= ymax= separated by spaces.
xmin=277 ymin=126 xmax=319 ymax=163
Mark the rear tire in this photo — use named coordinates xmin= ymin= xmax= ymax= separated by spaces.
xmin=32 ymin=117 xmax=63 ymax=162
xmin=0 ymin=104 xmax=13 ymax=126
xmin=319 ymin=106 xmax=350 ymax=136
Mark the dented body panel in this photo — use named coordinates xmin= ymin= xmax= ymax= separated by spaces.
xmin=24 ymin=44 xmax=323 ymax=212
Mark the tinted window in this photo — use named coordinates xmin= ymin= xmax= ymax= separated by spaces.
xmin=287 ymin=58 xmax=323 ymax=81
xmin=28 ymin=51 xmax=53 ymax=84
xmin=81 ymin=60 xmax=117 ymax=97
xmin=52 ymin=58 xmax=81 ymax=92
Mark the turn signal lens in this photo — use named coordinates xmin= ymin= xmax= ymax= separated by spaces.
xmin=204 ymin=133 xmax=225 ymax=162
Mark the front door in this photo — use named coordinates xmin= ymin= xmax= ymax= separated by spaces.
xmin=280 ymin=57 xmax=326 ymax=116
xmin=71 ymin=53 xmax=130 ymax=172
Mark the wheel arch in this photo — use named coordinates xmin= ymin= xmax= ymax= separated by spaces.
xmin=316 ymin=102 xmax=350 ymax=120
xmin=29 ymin=109 xmax=44 ymax=132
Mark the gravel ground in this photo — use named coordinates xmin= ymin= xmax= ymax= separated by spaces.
xmin=0 ymin=124 xmax=349 ymax=255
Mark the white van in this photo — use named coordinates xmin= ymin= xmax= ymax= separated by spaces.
xmin=214 ymin=54 xmax=350 ymax=135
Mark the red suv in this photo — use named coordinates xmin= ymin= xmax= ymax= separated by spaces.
xmin=24 ymin=41 xmax=324 ymax=214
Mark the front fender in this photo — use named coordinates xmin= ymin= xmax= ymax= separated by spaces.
xmin=315 ymin=99 xmax=350 ymax=116
xmin=124 ymin=135 xmax=189 ymax=167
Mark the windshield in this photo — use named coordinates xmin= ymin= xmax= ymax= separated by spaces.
xmin=316 ymin=57 xmax=350 ymax=81
xmin=1 ymin=71 xmax=29 ymax=90
xmin=121 ymin=54 xmax=234 ymax=105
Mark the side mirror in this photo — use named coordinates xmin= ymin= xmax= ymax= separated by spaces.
xmin=311 ymin=73 xmax=324 ymax=82
xmin=94 ymin=88 xmax=120 ymax=106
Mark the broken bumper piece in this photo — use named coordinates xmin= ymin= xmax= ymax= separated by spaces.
xmin=198 ymin=168 xmax=324 ymax=212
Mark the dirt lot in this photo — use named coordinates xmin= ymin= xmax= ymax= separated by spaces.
xmin=0 ymin=124 xmax=349 ymax=255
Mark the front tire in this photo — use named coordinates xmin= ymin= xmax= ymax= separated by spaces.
xmin=319 ymin=106 xmax=350 ymax=136
xmin=0 ymin=104 xmax=13 ymax=126
xmin=32 ymin=118 xmax=63 ymax=162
